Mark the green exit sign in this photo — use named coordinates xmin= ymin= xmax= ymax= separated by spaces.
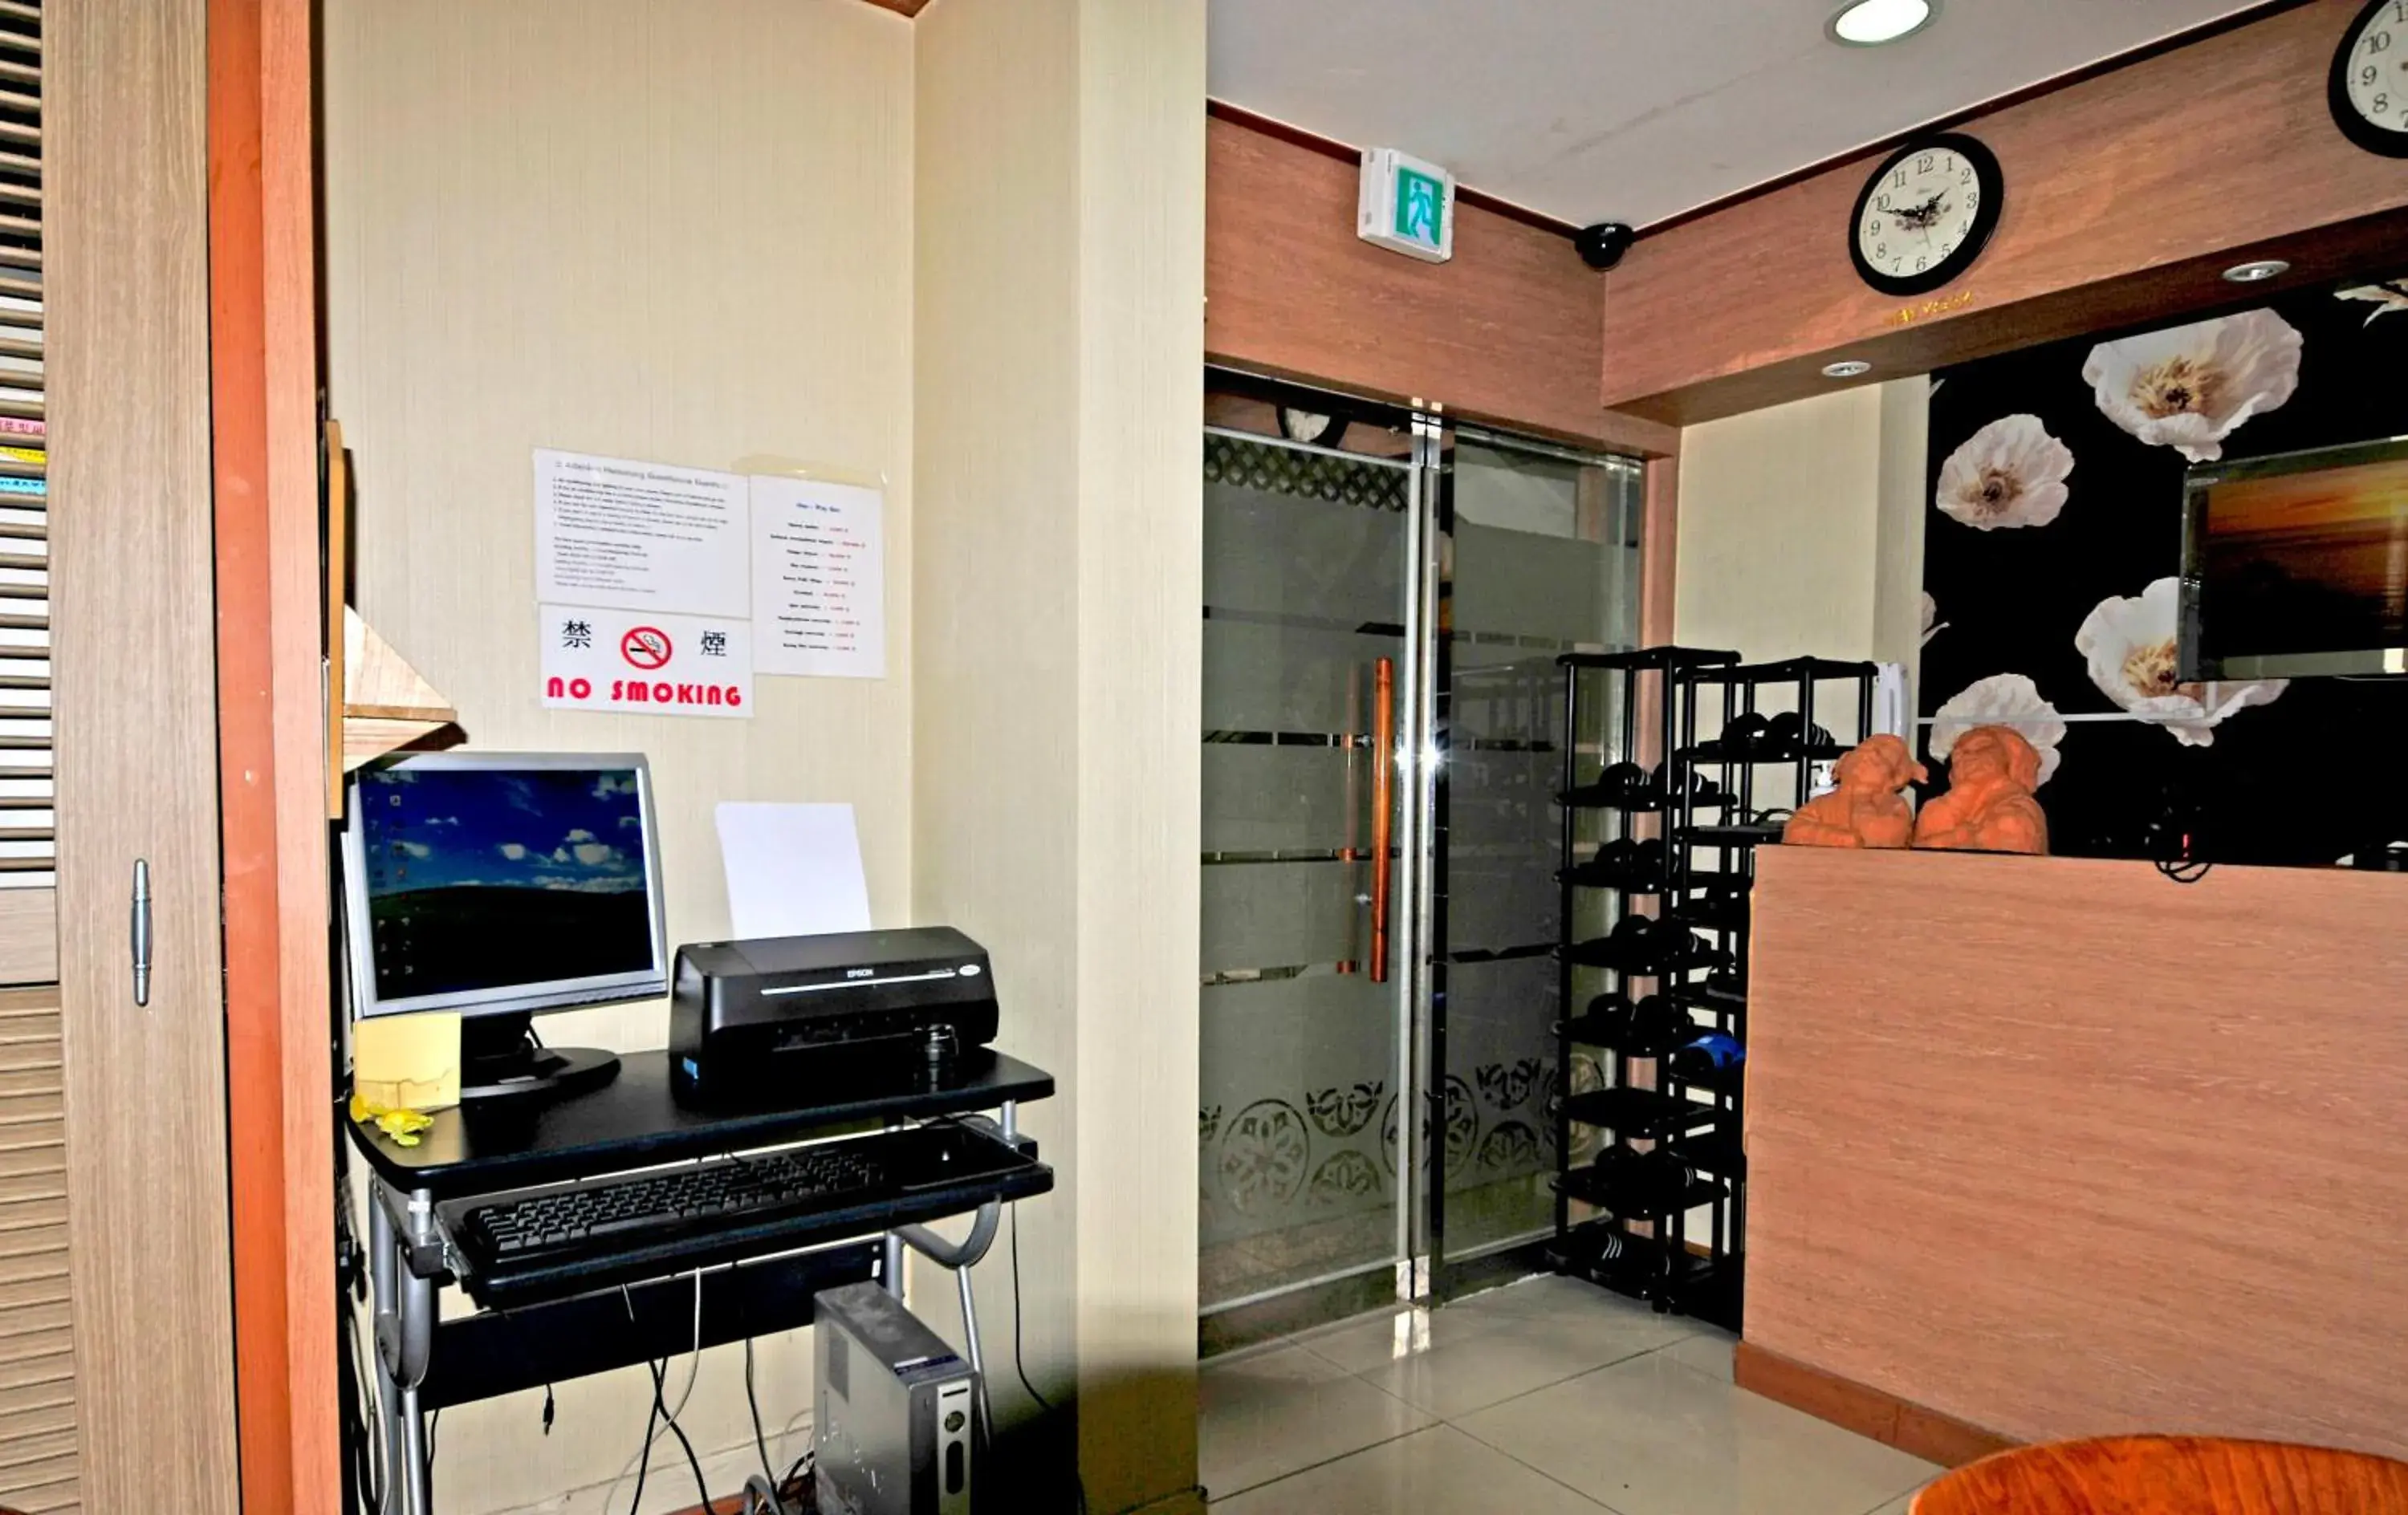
xmin=1358 ymin=148 xmax=1455 ymax=264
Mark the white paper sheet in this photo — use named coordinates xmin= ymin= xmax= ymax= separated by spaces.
xmin=535 ymin=449 xmax=750 ymax=616
xmin=714 ymin=802 xmax=872 ymax=940
xmin=750 ymin=476 xmax=885 ymax=679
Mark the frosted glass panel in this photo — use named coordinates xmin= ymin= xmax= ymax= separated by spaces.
xmin=1201 ymin=420 xmax=1410 ymax=1312
xmin=1200 ymin=971 xmax=1399 ymax=1300
xmin=1438 ymin=440 xmax=1645 ymax=1261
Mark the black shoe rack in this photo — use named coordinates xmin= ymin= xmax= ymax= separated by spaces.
xmin=1548 ymin=648 xmax=1876 ymax=1331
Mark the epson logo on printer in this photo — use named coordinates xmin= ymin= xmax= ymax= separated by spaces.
xmin=846 ymin=968 xmax=876 ymax=980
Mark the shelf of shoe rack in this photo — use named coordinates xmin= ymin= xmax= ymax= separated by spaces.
xmin=1545 ymin=644 xmax=1736 ymax=1313
xmin=1656 ymin=654 xmax=1877 ymax=1330
xmin=1547 ymin=647 xmax=1877 ymax=1331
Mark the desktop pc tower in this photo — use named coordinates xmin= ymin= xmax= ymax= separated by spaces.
xmin=814 ymin=1282 xmax=978 ymax=1515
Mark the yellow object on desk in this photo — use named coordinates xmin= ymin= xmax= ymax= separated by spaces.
xmin=349 ymin=1093 xmax=435 ymax=1147
xmin=352 ymin=1010 xmax=462 ymax=1122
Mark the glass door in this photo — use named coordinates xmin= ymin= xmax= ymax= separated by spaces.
xmin=1198 ymin=374 xmax=1649 ymax=1336
xmin=1426 ymin=429 xmax=1645 ymax=1290
xmin=1198 ymin=373 xmax=1424 ymax=1330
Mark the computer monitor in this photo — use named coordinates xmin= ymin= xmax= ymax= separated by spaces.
xmin=341 ymin=752 xmax=668 ymax=1100
xmin=2181 ymin=434 xmax=2408 ymax=679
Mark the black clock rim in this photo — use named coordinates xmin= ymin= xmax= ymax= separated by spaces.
xmin=2329 ymin=0 xmax=2408 ymax=157
xmin=1846 ymin=132 xmax=2005 ymax=299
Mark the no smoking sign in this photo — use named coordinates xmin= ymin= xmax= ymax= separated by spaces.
xmin=539 ymin=605 xmax=753 ymax=719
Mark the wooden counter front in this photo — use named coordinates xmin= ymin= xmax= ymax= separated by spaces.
xmin=1747 ymin=847 xmax=2408 ymax=1460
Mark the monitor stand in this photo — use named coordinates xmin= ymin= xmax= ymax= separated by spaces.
xmin=458 ymin=1013 xmax=620 ymax=1103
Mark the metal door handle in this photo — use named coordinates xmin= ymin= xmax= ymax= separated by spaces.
xmin=1371 ymin=658 xmax=1395 ymax=984
xmin=130 ymin=859 xmax=152 ymax=1007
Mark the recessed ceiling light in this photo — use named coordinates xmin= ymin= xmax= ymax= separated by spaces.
xmin=2221 ymin=258 xmax=2290 ymax=284
xmin=1829 ymin=0 xmax=1937 ymax=46
xmin=1823 ymin=359 xmax=1873 ymax=379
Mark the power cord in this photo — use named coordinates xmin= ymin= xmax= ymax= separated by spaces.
xmin=745 ymin=1335 xmax=775 ymax=1489
xmin=607 ymin=1275 xmax=707 ymax=1514
xmin=626 ymin=1363 xmax=660 ymax=1515
xmin=1009 ymin=1202 xmax=1051 ymax=1417
xmin=1011 ymin=1202 xmax=1089 ymax=1515
xmin=648 ymin=1356 xmax=714 ymax=1512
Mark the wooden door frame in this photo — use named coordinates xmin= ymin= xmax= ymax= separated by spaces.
xmin=210 ymin=0 xmax=337 ymax=1509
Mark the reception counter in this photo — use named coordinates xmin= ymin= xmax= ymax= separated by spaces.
xmin=1742 ymin=847 xmax=2408 ymax=1464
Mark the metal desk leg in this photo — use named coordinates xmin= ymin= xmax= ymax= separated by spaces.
xmin=882 ymin=1118 xmax=908 ymax=1300
xmin=897 ymin=1201 xmax=1001 ymax=1436
xmin=368 ymin=1191 xmax=404 ymax=1513
xmin=372 ymin=1182 xmax=439 ymax=1515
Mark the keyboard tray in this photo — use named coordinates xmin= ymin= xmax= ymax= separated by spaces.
xmin=437 ymin=1120 xmax=1052 ymax=1310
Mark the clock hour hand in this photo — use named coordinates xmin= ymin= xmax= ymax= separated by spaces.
xmin=1895 ymin=191 xmax=1948 ymax=232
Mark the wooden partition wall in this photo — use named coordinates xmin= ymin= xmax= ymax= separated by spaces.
xmin=1203 ymin=107 xmax=1682 ymax=639
xmin=1205 ymin=108 xmax=1672 ymax=458
xmin=1744 ymin=847 xmax=2408 ymax=1463
xmin=1605 ymin=0 xmax=2408 ymax=423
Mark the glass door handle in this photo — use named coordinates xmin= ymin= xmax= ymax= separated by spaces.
xmin=1371 ymin=657 xmax=1395 ymax=984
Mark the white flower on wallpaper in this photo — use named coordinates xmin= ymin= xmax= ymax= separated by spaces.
xmin=1930 ymin=672 xmax=2065 ymax=786
xmin=1920 ymin=591 xmax=1946 ymax=647
xmin=2336 ymin=279 xmax=2408 ymax=325
xmin=1934 ymin=414 xmax=2075 ymax=530
xmin=2072 ymin=576 xmax=2286 ymax=748
xmin=2080 ymin=309 xmax=2302 ymax=463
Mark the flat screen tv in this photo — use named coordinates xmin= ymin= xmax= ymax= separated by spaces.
xmin=2181 ymin=435 xmax=2408 ymax=680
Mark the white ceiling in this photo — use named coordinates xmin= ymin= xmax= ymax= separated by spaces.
xmin=1207 ymin=0 xmax=2267 ymax=229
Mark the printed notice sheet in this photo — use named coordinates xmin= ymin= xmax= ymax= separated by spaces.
xmin=535 ymin=449 xmax=748 ymax=616
xmin=750 ymin=476 xmax=885 ymax=679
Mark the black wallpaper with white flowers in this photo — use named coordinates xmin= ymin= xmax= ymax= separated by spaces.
xmin=1918 ymin=272 xmax=2408 ymax=866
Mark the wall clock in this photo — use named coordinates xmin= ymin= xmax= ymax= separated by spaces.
xmin=2330 ymin=0 xmax=2408 ymax=156
xmin=1848 ymin=133 xmax=2004 ymax=297
xmin=1276 ymin=407 xmax=1348 ymax=449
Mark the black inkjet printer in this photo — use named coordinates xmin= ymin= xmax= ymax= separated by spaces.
xmin=668 ymin=927 xmax=999 ymax=1102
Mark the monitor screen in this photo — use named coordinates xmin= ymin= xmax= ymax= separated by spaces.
xmin=344 ymin=753 xmax=667 ymax=1018
xmin=2182 ymin=437 xmax=2408 ymax=679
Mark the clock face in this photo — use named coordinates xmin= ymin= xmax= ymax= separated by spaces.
xmin=1849 ymin=135 xmax=2003 ymax=297
xmin=2331 ymin=0 xmax=2408 ymax=156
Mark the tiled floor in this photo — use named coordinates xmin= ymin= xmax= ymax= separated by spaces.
xmin=1200 ymin=1274 xmax=1938 ymax=1515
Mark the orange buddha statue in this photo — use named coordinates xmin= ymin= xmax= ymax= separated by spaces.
xmin=1912 ymin=724 xmax=2048 ymax=855
xmin=1781 ymin=733 xmax=1926 ymax=849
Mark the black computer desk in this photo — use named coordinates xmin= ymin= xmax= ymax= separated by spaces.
xmin=344 ymin=1046 xmax=1055 ymax=1515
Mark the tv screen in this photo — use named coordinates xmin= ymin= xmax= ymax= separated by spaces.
xmin=2182 ymin=437 xmax=2408 ymax=679
xmin=346 ymin=754 xmax=665 ymax=1017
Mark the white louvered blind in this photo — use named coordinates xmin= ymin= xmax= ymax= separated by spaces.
xmin=0 ymin=6 xmax=74 ymax=1513
xmin=0 ymin=0 xmax=43 ymax=904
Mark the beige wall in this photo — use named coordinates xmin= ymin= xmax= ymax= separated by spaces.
xmin=913 ymin=2 xmax=1207 ymax=1511
xmin=323 ymin=2 xmax=915 ymax=1509
xmin=327 ymin=0 xmax=1205 ymax=1510
xmin=1674 ymin=380 xmax=1928 ymax=684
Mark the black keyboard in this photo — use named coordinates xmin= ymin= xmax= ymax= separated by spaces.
xmin=466 ymin=1144 xmax=885 ymax=1257
xmin=438 ymin=1120 xmax=1051 ymax=1307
